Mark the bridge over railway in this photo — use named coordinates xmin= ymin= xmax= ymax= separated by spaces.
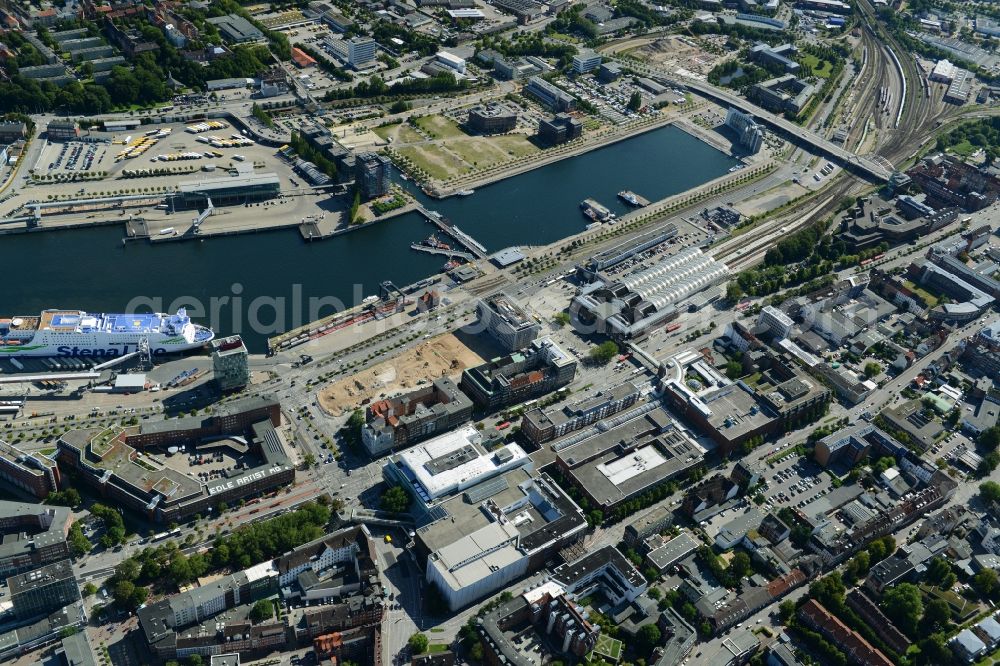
xmin=609 ymin=58 xmax=893 ymax=183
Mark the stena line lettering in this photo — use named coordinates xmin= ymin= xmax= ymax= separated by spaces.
xmin=57 ymin=346 xmax=130 ymax=357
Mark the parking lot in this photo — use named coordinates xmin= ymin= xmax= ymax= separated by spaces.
xmin=761 ymin=452 xmax=832 ymax=513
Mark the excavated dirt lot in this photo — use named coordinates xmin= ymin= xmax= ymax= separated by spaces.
xmin=317 ymin=333 xmax=484 ymax=415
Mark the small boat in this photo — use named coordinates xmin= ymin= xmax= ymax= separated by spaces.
xmin=456 ymin=189 xmax=474 ymax=197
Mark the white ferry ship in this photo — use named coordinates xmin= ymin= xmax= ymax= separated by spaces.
xmin=0 ymin=309 xmax=215 ymax=358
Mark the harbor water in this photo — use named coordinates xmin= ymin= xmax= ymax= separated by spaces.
xmin=0 ymin=125 xmax=738 ymax=351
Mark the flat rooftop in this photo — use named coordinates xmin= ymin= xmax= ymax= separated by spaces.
xmin=557 ymin=407 xmax=705 ymax=507
xmin=392 ymin=424 xmax=530 ymax=502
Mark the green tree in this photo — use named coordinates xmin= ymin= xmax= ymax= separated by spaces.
xmin=553 ymin=312 xmax=571 ymax=328
xmin=408 ymin=633 xmax=429 ymax=655
xmin=974 ymin=568 xmax=999 ymax=599
xmin=636 ymin=623 xmax=662 ymax=656
xmin=777 ymin=600 xmax=796 ymax=624
xmin=82 ymin=582 xmax=97 ymax=597
xmin=186 ymin=655 xmax=203 ymax=666
xmin=921 ymin=598 xmax=952 ymax=631
xmin=45 ymin=488 xmax=81 ymax=507
xmin=303 ymin=453 xmax=317 ymax=468
xmin=882 ymin=583 xmax=923 ymax=636
xmin=250 ymin=599 xmax=275 ymax=623
xmin=588 ymin=340 xmax=619 ymax=365
xmin=728 ymin=552 xmax=752 ymax=581
xmin=380 ymin=485 xmax=412 ymax=513
xmin=627 ymin=91 xmax=643 ymax=112
xmin=726 ymin=281 xmax=744 ymax=302
xmin=980 ymin=426 xmax=1000 ymax=452
xmin=981 ymin=481 xmax=1000 ymax=504
xmin=915 ymin=632 xmax=952 ymax=666
xmin=349 ymin=188 xmax=362 ymax=224
xmin=863 ymin=361 xmax=881 ymax=379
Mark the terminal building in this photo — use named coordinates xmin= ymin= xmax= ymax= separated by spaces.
xmin=360 ymin=378 xmax=473 ymax=456
xmin=476 ymin=293 xmax=541 ymax=352
xmin=460 ymin=338 xmax=577 ymax=409
xmin=0 ymin=440 xmax=61 ymax=499
xmin=57 ymin=398 xmax=294 ymax=523
xmin=168 ymin=173 xmax=281 ymax=210
xmin=572 ymin=247 xmax=729 ymax=341
xmin=0 ymin=502 xmax=72 ymax=578
xmin=553 ymin=404 xmax=706 ymax=516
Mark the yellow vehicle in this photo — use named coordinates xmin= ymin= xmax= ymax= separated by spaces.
xmin=384 ymin=535 xmax=393 ymax=544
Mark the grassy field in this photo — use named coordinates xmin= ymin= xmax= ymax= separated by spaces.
xmin=373 ymin=122 xmax=423 ymax=143
xmin=948 ymin=139 xmax=976 ymax=157
xmin=397 ymin=144 xmax=467 ymax=180
xmin=491 ymin=134 xmax=541 ymax=158
xmin=801 ymin=53 xmax=833 ymax=78
xmin=414 ymin=115 xmax=466 ymax=139
xmin=446 ymin=138 xmax=511 ymax=166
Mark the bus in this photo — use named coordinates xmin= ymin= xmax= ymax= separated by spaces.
xmin=150 ymin=528 xmax=182 ymax=542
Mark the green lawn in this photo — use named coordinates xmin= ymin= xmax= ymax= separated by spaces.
xmin=588 ymin=634 xmax=623 ymax=663
xmin=801 ymin=53 xmax=833 ymax=78
xmin=444 ymin=138 xmax=511 ymax=167
xmin=414 ymin=115 xmax=467 ymax=139
xmin=901 ymin=279 xmax=941 ymax=308
xmin=373 ymin=124 xmax=398 ymax=141
xmin=948 ymin=139 xmax=976 ymax=157
xmin=427 ymin=644 xmax=448 ymax=653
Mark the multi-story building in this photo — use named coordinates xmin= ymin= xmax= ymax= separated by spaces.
xmin=524 ymin=77 xmax=575 ymax=111
xmin=798 ymin=599 xmax=893 ymax=666
xmin=623 ymin=505 xmax=674 ymax=547
xmin=211 ymin=336 xmax=250 ymax=392
xmin=537 ymin=114 xmax=583 ymax=145
xmin=572 ymin=49 xmax=602 ymax=73
xmin=460 ymin=338 xmax=577 ymax=409
xmin=0 ymin=121 xmax=27 ymax=143
xmin=9 ymin=559 xmax=79 ymax=620
xmin=414 ymin=470 xmax=586 ymax=611
xmin=477 ymin=293 xmax=541 ymax=352
xmin=0 ymin=502 xmax=72 ymax=578
xmin=57 ymin=399 xmax=294 ymax=523
xmin=328 ymin=36 xmax=377 ymax=69
xmin=354 ymin=152 xmax=391 ymax=200
xmin=361 ymin=378 xmax=473 ymax=456
xmin=0 ymin=440 xmax=60 ymax=498
xmin=749 ymin=75 xmax=815 ymax=115
xmin=521 ymin=381 xmax=642 ymax=445
xmin=467 ymin=104 xmax=518 ymax=134
xmin=554 ymin=405 xmax=706 ymax=516
xmin=757 ymin=305 xmax=794 ymax=339
xmin=724 ymin=107 xmax=765 ymax=154
xmin=749 ymin=42 xmax=799 ymax=73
